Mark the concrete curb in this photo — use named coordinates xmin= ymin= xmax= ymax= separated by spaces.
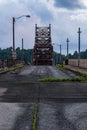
xmin=0 ymin=65 xmax=24 ymax=74
xmin=64 ymin=65 xmax=87 ymax=75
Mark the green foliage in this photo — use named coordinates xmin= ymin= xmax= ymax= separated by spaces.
xmin=68 ymin=49 xmax=87 ymax=59
xmin=0 ymin=47 xmax=87 ymax=65
xmin=0 ymin=47 xmax=12 ymax=60
xmin=0 ymin=47 xmax=33 ymax=64
xmin=39 ymin=77 xmax=87 ymax=82
xmin=9 ymin=65 xmax=24 ymax=71
xmin=54 ymin=49 xmax=87 ymax=64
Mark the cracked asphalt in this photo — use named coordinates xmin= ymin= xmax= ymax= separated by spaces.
xmin=0 ymin=65 xmax=87 ymax=130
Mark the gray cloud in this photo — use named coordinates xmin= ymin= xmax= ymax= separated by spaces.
xmin=22 ymin=0 xmax=53 ymax=23
xmin=0 ymin=0 xmax=87 ymax=53
xmin=54 ymin=0 xmax=85 ymax=10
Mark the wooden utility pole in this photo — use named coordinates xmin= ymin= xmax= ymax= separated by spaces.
xmin=22 ymin=38 xmax=24 ymax=61
xmin=60 ymin=44 xmax=62 ymax=63
xmin=77 ymin=27 xmax=82 ymax=67
xmin=66 ymin=38 xmax=69 ymax=60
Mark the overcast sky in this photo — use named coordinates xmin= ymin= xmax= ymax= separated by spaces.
xmin=0 ymin=0 xmax=87 ymax=54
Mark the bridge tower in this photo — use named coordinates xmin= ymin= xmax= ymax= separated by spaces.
xmin=33 ymin=24 xmax=53 ymax=65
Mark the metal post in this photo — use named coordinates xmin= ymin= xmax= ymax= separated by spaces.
xmin=66 ymin=38 xmax=69 ymax=60
xmin=60 ymin=44 xmax=61 ymax=63
xmin=12 ymin=17 xmax=16 ymax=64
xmin=22 ymin=38 xmax=24 ymax=61
xmin=13 ymin=17 xmax=15 ymax=51
xmin=77 ymin=27 xmax=82 ymax=67
xmin=22 ymin=38 xmax=23 ymax=50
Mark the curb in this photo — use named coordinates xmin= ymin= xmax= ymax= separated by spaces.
xmin=0 ymin=70 xmax=9 ymax=74
xmin=64 ymin=65 xmax=87 ymax=75
xmin=0 ymin=65 xmax=24 ymax=74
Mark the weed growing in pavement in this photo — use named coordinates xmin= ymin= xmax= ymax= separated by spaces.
xmin=32 ymin=103 xmax=39 ymax=130
xmin=39 ymin=77 xmax=87 ymax=82
xmin=57 ymin=64 xmax=64 ymax=70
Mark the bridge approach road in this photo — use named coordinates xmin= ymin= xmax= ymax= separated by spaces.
xmin=0 ymin=65 xmax=87 ymax=130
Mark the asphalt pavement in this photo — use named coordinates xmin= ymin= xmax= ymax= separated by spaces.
xmin=0 ymin=65 xmax=87 ymax=130
xmin=0 ymin=103 xmax=34 ymax=130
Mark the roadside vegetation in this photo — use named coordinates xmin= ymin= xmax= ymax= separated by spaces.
xmin=39 ymin=77 xmax=87 ymax=82
xmin=9 ymin=64 xmax=24 ymax=71
xmin=0 ymin=47 xmax=87 ymax=65
xmin=0 ymin=64 xmax=24 ymax=74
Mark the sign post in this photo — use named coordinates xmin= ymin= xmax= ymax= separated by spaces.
xmin=12 ymin=51 xmax=17 ymax=60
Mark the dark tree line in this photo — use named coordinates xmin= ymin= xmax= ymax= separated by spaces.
xmin=0 ymin=47 xmax=33 ymax=64
xmin=68 ymin=49 xmax=87 ymax=59
xmin=54 ymin=49 xmax=87 ymax=64
xmin=0 ymin=47 xmax=87 ymax=64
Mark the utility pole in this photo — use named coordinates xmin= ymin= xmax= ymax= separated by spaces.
xmin=12 ymin=17 xmax=16 ymax=64
xmin=77 ymin=27 xmax=82 ymax=67
xmin=66 ymin=38 xmax=69 ymax=60
xmin=22 ymin=38 xmax=24 ymax=61
xmin=22 ymin=38 xmax=23 ymax=50
xmin=13 ymin=17 xmax=15 ymax=51
xmin=60 ymin=44 xmax=62 ymax=63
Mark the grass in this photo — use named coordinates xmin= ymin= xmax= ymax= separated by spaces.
xmin=0 ymin=64 xmax=24 ymax=74
xmin=9 ymin=64 xmax=24 ymax=71
xmin=39 ymin=77 xmax=85 ymax=82
xmin=32 ymin=103 xmax=39 ymax=130
xmin=57 ymin=64 xmax=64 ymax=70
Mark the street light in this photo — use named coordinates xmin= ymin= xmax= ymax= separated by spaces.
xmin=12 ymin=15 xmax=30 ymax=60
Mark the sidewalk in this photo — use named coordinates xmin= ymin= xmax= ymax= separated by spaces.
xmin=64 ymin=65 xmax=87 ymax=75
